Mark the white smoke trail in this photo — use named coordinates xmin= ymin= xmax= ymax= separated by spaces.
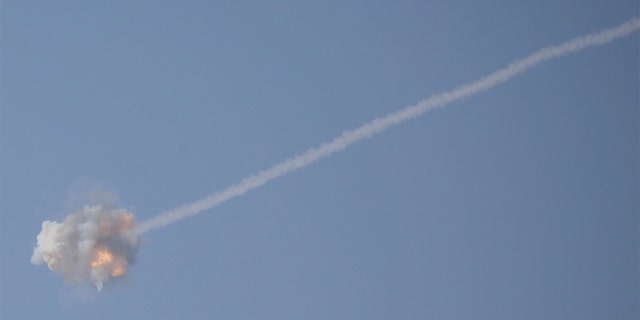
xmin=136 ymin=18 xmax=640 ymax=235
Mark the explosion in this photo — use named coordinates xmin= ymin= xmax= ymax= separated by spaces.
xmin=31 ymin=205 xmax=140 ymax=291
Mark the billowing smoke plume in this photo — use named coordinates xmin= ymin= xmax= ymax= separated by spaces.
xmin=31 ymin=205 xmax=139 ymax=291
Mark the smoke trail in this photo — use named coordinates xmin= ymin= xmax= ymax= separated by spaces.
xmin=31 ymin=205 xmax=140 ymax=291
xmin=135 ymin=17 xmax=639 ymax=235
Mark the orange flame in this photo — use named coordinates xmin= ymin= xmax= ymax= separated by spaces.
xmin=111 ymin=265 xmax=126 ymax=277
xmin=118 ymin=213 xmax=135 ymax=231
xmin=90 ymin=247 xmax=128 ymax=277
xmin=90 ymin=248 xmax=114 ymax=267
xmin=98 ymin=211 xmax=136 ymax=235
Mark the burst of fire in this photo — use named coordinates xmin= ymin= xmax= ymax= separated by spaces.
xmin=90 ymin=246 xmax=129 ymax=277
xmin=111 ymin=265 xmax=126 ymax=277
xmin=89 ymin=212 xmax=135 ymax=278
xmin=98 ymin=211 xmax=135 ymax=235
xmin=91 ymin=249 xmax=113 ymax=267
xmin=118 ymin=213 xmax=134 ymax=231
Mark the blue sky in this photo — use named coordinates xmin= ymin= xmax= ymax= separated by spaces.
xmin=2 ymin=1 xmax=638 ymax=319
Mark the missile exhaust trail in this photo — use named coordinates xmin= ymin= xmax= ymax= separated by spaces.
xmin=135 ymin=17 xmax=639 ymax=235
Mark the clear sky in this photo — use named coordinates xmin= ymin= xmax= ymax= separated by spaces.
xmin=2 ymin=1 xmax=638 ymax=319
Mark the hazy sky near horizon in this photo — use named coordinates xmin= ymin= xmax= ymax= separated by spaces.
xmin=2 ymin=1 xmax=638 ymax=319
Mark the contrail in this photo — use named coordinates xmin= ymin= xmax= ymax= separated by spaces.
xmin=135 ymin=18 xmax=639 ymax=235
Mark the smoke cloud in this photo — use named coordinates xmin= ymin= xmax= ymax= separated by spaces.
xmin=31 ymin=205 xmax=139 ymax=291
xmin=135 ymin=17 xmax=640 ymax=235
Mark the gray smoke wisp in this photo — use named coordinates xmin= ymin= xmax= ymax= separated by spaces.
xmin=135 ymin=18 xmax=639 ymax=235
xmin=31 ymin=205 xmax=139 ymax=291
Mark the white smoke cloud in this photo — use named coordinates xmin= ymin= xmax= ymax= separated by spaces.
xmin=31 ymin=205 xmax=139 ymax=291
xmin=135 ymin=18 xmax=640 ymax=235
